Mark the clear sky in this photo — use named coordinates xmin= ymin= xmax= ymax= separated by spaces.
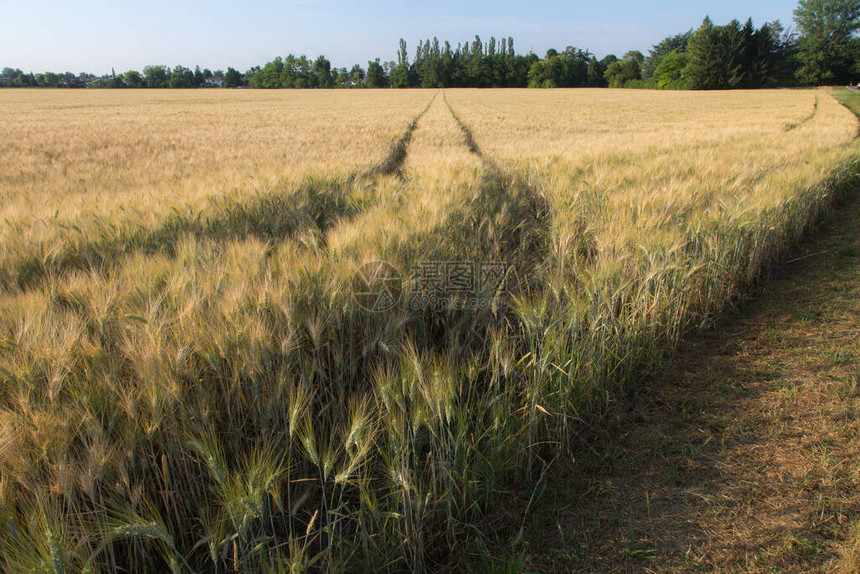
xmin=0 ymin=0 xmax=798 ymax=75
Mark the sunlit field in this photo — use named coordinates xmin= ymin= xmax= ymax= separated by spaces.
xmin=0 ymin=88 xmax=857 ymax=572
xmin=0 ymin=90 xmax=431 ymax=290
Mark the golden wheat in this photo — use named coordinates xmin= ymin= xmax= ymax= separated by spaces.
xmin=0 ymin=89 xmax=432 ymax=274
xmin=0 ymin=87 xmax=858 ymax=572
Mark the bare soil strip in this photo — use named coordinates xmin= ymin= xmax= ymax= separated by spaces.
xmin=516 ymin=188 xmax=860 ymax=572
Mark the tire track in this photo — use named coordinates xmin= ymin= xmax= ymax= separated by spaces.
xmin=785 ymin=94 xmax=819 ymax=131
xmin=441 ymin=91 xmax=552 ymax=289
xmin=375 ymin=92 xmax=437 ymax=178
xmin=0 ymin=95 xmax=436 ymax=293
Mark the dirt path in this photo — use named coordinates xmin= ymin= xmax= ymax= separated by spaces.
xmin=517 ymin=189 xmax=860 ymax=572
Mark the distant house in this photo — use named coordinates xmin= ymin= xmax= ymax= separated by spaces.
xmin=205 ymin=76 xmax=224 ymax=88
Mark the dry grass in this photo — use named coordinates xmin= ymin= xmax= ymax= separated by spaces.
xmin=447 ymin=88 xmax=856 ymax=244
xmin=0 ymin=88 xmax=858 ymax=572
xmin=514 ymin=173 xmax=860 ymax=572
xmin=448 ymin=88 xmax=860 ymax=408
xmin=0 ymin=89 xmax=431 ymax=291
xmin=0 ymin=89 xmax=429 ymax=225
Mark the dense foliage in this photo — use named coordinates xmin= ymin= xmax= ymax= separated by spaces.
xmin=4 ymin=0 xmax=860 ymax=90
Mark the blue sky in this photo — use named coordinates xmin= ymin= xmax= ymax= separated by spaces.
xmin=0 ymin=0 xmax=797 ymax=75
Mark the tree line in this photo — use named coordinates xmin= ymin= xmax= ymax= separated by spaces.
xmin=2 ymin=0 xmax=859 ymax=90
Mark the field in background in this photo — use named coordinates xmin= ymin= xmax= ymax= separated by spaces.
xmin=0 ymin=88 xmax=857 ymax=572
xmin=0 ymin=90 xmax=431 ymax=290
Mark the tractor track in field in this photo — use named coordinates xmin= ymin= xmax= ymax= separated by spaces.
xmin=441 ymin=91 xmax=552 ymax=290
xmin=449 ymin=88 xmax=860 ymax=573
xmin=502 ymin=119 xmax=860 ymax=573
xmin=375 ymin=92 xmax=437 ymax=178
xmin=0 ymin=94 xmax=438 ymax=294
xmin=443 ymin=91 xmax=485 ymax=159
xmin=785 ymin=94 xmax=820 ymax=132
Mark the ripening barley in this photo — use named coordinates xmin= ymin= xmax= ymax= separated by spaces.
xmin=0 ymin=87 xmax=857 ymax=572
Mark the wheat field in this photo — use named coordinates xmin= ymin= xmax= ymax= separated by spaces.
xmin=0 ymin=88 xmax=857 ymax=572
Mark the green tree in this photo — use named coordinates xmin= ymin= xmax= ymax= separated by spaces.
xmin=745 ymin=22 xmax=781 ymax=86
xmin=250 ymin=57 xmax=284 ymax=88
xmin=37 ymin=72 xmax=60 ymax=87
xmin=389 ymin=39 xmax=414 ymax=87
xmin=415 ymin=37 xmax=444 ymax=87
xmin=143 ymin=65 xmax=169 ymax=88
xmin=283 ymin=55 xmax=313 ymax=88
xmin=684 ymin=17 xmax=731 ymax=89
xmin=312 ymin=55 xmax=334 ymax=88
xmin=721 ymin=19 xmax=749 ymax=87
xmin=169 ymin=65 xmax=194 ymax=88
xmin=643 ymin=30 xmax=693 ymax=79
xmin=349 ymin=64 xmax=366 ymax=86
xmin=653 ymin=51 xmax=690 ymax=88
xmin=123 ymin=70 xmax=145 ymax=88
xmin=223 ymin=67 xmax=243 ymax=88
xmin=91 ymin=74 xmax=125 ymax=88
xmin=794 ymin=0 xmax=860 ymax=83
xmin=604 ymin=51 xmax=643 ymax=87
xmin=242 ymin=66 xmax=259 ymax=86
xmin=366 ymin=59 xmax=388 ymax=88
xmin=188 ymin=66 xmax=204 ymax=87
xmin=586 ymin=56 xmax=608 ymax=86
xmin=1 ymin=67 xmax=23 ymax=86
xmin=682 ymin=17 xmax=785 ymax=89
xmin=528 ymin=49 xmax=563 ymax=87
